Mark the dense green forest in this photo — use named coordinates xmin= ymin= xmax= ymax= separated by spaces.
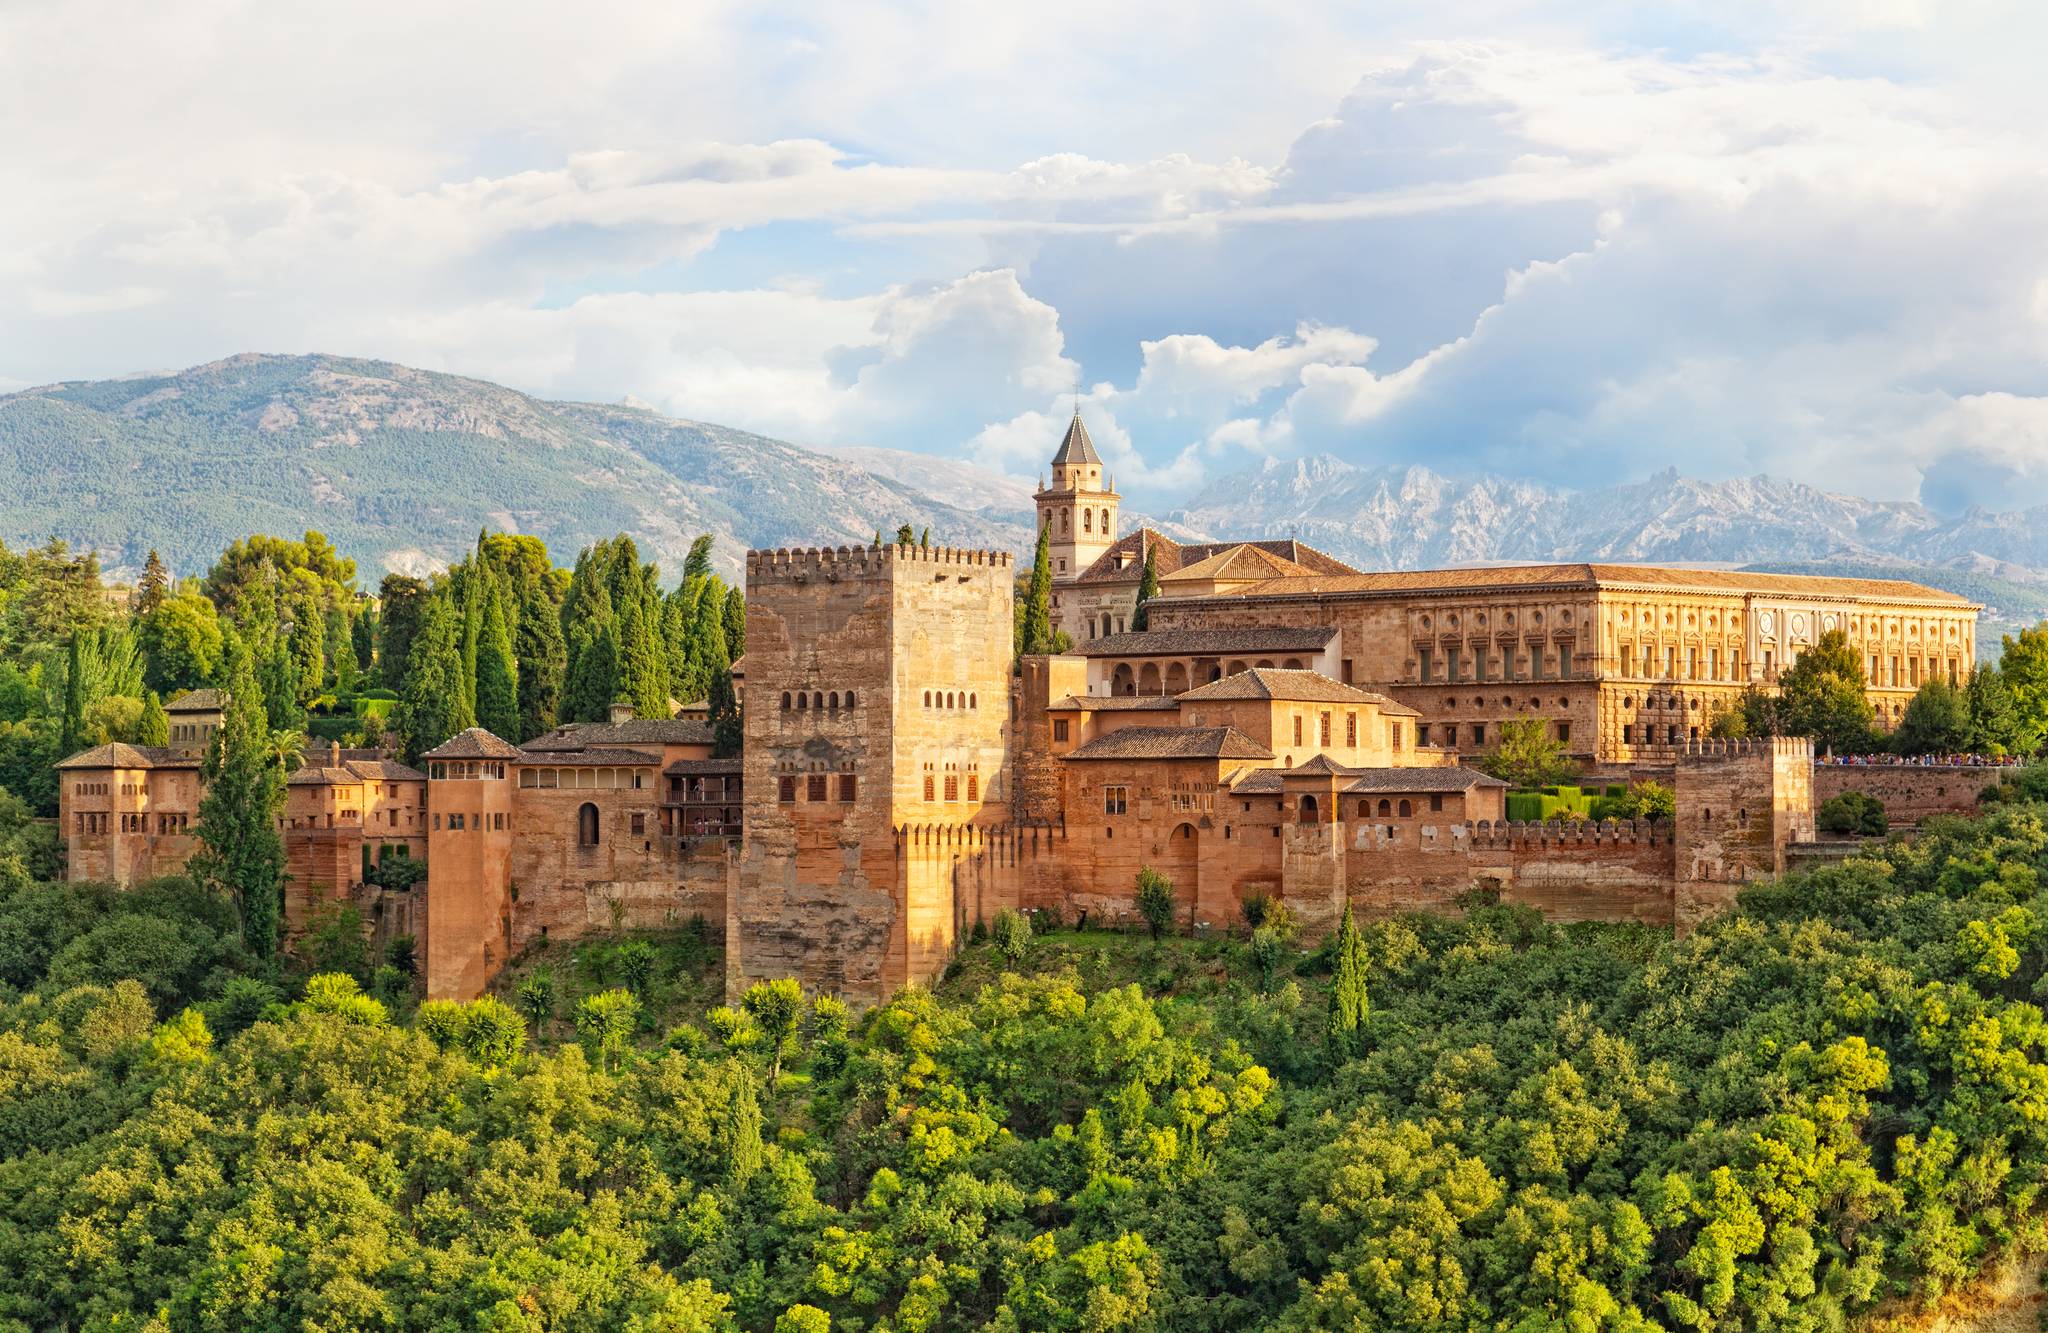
xmin=10 ymin=775 xmax=2048 ymax=1328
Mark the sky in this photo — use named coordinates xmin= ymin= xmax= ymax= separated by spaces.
xmin=5 ymin=0 xmax=2048 ymax=511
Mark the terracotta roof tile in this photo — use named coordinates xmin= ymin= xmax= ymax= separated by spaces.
xmin=421 ymin=728 xmax=523 ymax=760
xmin=55 ymin=742 xmax=197 ymax=770
xmin=1046 ymin=694 xmax=1182 ymax=712
xmin=1078 ymin=626 xmax=1336 ymax=658
xmin=1177 ymin=668 xmax=1419 ymax=713
xmin=1071 ymin=530 xmax=1359 ymax=587
xmin=665 ymin=757 xmax=744 ymax=775
xmin=1173 ymin=561 xmax=1976 ymax=606
xmin=1061 ymin=726 xmax=1273 ymax=761
xmin=1050 ymin=411 xmax=1103 ymax=467
xmin=523 ymin=718 xmax=715 ymax=750
xmin=165 ymin=688 xmax=225 ymax=712
xmin=518 ymin=747 xmax=665 ymax=766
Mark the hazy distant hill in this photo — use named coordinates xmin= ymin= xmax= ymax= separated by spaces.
xmin=0 ymin=353 xmax=1029 ymax=580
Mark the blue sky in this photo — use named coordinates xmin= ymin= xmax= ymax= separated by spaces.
xmin=4 ymin=0 xmax=2046 ymax=511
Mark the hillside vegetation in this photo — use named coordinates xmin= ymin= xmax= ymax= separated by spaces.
xmin=10 ymin=781 xmax=2048 ymax=1327
xmin=0 ymin=354 xmax=1027 ymax=579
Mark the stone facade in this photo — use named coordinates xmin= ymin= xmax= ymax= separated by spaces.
xmin=1815 ymin=762 xmax=2010 ymax=827
xmin=1139 ymin=564 xmax=1979 ymax=765
xmin=727 ymin=542 xmax=1014 ymax=1002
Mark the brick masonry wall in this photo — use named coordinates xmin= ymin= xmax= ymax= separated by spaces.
xmin=1815 ymin=764 xmax=2006 ymax=825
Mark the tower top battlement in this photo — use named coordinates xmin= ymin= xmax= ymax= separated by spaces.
xmin=745 ymin=543 xmax=1014 ymax=586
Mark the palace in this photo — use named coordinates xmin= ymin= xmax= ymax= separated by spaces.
xmin=53 ymin=415 xmax=1993 ymax=1005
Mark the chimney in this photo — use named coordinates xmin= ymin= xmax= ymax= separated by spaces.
xmin=609 ymin=700 xmax=636 ymax=725
xmin=329 ymin=741 xmax=341 ymax=767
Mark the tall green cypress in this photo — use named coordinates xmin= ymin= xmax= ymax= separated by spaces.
xmin=1020 ymin=523 xmax=1053 ymax=657
xmin=721 ymin=587 xmax=745 ymax=661
xmin=1325 ymin=903 xmax=1370 ymax=1067
xmin=138 ymin=690 xmax=169 ymax=746
xmin=59 ymin=634 xmax=86 ymax=755
xmin=191 ymin=640 xmax=287 ymax=959
xmin=458 ymin=537 xmax=486 ymax=718
xmin=616 ymin=584 xmax=667 ymax=719
xmin=474 ymin=576 xmax=520 ymax=739
xmin=396 ymin=595 xmax=470 ymax=763
xmin=560 ymin=576 xmax=618 ymax=724
xmin=138 ymin=549 xmax=170 ymax=613
xmin=376 ymin=575 xmax=429 ymax=691
xmin=678 ymin=577 xmax=729 ymax=705
xmin=709 ymin=662 xmax=742 ymax=758
xmin=259 ymin=633 xmax=304 ymax=733
xmin=664 ymin=581 xmax=701 ymax=702
xmin=1129 ymin=542 xmax=1161 ymax=633
xmin=683 ymin=534 xmax=715 ymax=583
xmin=514 ymin=577 xmax=566 ymax=741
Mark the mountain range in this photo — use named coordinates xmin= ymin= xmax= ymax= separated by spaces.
xmin=5 ymin=353 xmax=2047 ymax=632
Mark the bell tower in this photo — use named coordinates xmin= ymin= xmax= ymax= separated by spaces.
xmin=1033 ymin=410 xmax=1120 ymax=594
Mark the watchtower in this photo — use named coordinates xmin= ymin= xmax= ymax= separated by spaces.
xmin=731 ymin=541 xmax=1014 ymax=1001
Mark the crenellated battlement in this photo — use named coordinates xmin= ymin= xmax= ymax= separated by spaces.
xmin=746 ymin=543 xmax=1014 ymax=584
xmin=892 ymin=819 xmax=1063 ymax=851
xmin=1466 ymin=817 xmax=1666 ymax=849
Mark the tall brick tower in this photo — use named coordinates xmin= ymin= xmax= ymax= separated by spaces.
xmin=730 ymin=542 xmax=1014 ymax=1002
xmin=1034 ymin=411 xmax=1118 ymax=640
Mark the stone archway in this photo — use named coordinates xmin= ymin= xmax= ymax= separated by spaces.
xmin=1112 ymin=663 xmax=1136 ymax=695
xmin=1299 ymin=794 xmax=1321 ymax=824
xmin=1139 ymin=662 xmax=1163 ymax=694
xmin=1164 ymin=662 xmax=1189 ymax=694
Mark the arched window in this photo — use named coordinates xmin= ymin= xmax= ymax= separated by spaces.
xmin=1398 ymin=799 xmax=1412 ymax=817
xmin=946 ymin=691 xmax=955 ymax=708
xmin=1299 ymin=794 xmax=1320 ymax=824
xmin=968 ymin=693 xmax=977 ymax=709
xmin=780 ymin=691 xmax=791 ymax=710
xmin=845 ymin=691 xmax=856 ymax=709
xmin=812 ymin=692 xmax=824 ymax=710
xmin=924 ymin=690 xmax=931 ymax=707
xmin=578 ymin=802 xmax=599 ymax=847
xmin=1377 ymin=799 xmax=1392 ymax=816
xmin=828 ymin=692 xmax=839 ymax=710
xmin=1061 ymin=508 xmax=1070 ymax=533
xmin=796 ymin=693 xmax=808 ymax=710
xmin=1083 ymin=509 xmax=1092 ymax=532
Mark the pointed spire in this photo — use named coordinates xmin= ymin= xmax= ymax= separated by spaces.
xmin=1051 ymin=408 xmax=1101 ymax=468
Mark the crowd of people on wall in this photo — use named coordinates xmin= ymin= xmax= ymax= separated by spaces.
xmin=1818 ymin=752 xmax=2025 ymax=767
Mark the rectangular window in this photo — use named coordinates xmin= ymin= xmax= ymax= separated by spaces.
xmin=923 ymin=775 xmax=936 ymax=801
xmin=1345 ymin=713 xmax=1357 ymax=747
xmin=629 ymin=813 xmax=645 ymax=834
xmin=1053 ymin=719 xmax=1070 ymax=742
xmin=839 ymin=774 xmax=857 ymax=802
xmin=1418 ymin=723 xmax=1432 ymax=746
xmin=1622 ymin=724 xmax=1633 ymax=744
xmin=1342 ymin=658 xmax=1354 ymax=684
xmin=1470 ymin=724 xmax=1485 ymax=746
xmin=450 ymin=813 xmax=465 ymax=830
xmin=1430 ymin=794 xmax=1444 ymax=812
xmin=1417 ymin=646 xmax=1433 ymax=682
xmin=966 ymin=774 xmax=979 ymax=801
xmin=1391 ymin=722 xmax=1404 ymax=752
xmin=807 ymin=774 xmax=828 ymax=802
xmin=1557 ymin=723 xmax=1570 ymax=744
xmin=1292 ymin=716 xmax=1303 ymax=746
xmin=944 ymin=774 xmax=959 ymax=802
xmin=779 ymin=776 xmax=797 ymax=803
xmin=1104 ymin=785 xmax=1128 ymax=815
xmin=1318 ymin=712 xmax=1331 ymax=746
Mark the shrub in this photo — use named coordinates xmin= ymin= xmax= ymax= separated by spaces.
xmin=1818 ymin=791 xmax=1889 ymax=836
xmin=990 ymin=907 xmax=1033 ymax=964
xmin=1134 ymin=866 xmax=1176 ymax=940
xmin=1249 ymin=925 xmax=1287 ymax=992
xmin=615 ymin=939 xmax=657 ymax=995
xmin=516 ymin=969 xmax=556 ymax=1025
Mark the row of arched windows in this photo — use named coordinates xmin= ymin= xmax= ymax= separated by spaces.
xmin=922 ymin=689 xmax=978 ymax=710
xmin=780 ymin=690 xmax=857 ymax=712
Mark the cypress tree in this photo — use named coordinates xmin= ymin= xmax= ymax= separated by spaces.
xmin=896 ymin=524 xmax=914 ymax=546
xmin=474 ymin=576 xmax=520 ymax=739
xmin=59 ymin=634 xmax=86 ymax=755
xmin=721 ymin=587 xmax=745 ymax=660
xmin=681 ymin=577 xmax=729 ymax=705
xmin=514 ymin=576 xmax=566 ymax=742
xmin=138 ymin=550 xmax=169 ymax=612
xmin=709 ymin=663 xmax=742 ymax=758
xmin=376 ymin=575 xmax=429 ymax=691
xmin=458 ymin=541 xmax=485 ymax=719
xmin=259 ymin=633 xmax=304 ymax=733
xmin=1020 ymin=523 xmax=1053 ymax=657
xmin=396 ymin=595 xmax=470 ymax=763
xmin=191 ymin=640 xmax=287 ymax=959
xmin=616 ymin=585 xmax=667 ymax=719
xmin=664 ymin=581 xmax=701 ymax=702
xmin=1325 ymin=903 xmax=1370 ymax=1066
xmin=1129 ymin=542 xmax=1161 ymax=633
xmin=138 ymin=690 xmax=169 ymax=746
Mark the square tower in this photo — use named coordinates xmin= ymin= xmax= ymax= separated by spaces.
xmin=1034 ymin=412 xmax=1120 ymax=617
xmin=731 ymin=542 xmax=1014 ymax=1002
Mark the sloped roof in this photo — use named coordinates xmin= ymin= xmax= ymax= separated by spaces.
xmin=1050 ymin=411 xmax=1102 ymax=467
xmin=1078 ymin=626 xmax=1337 ymax=658
xmin=1177 ymin=668 xmax=1420 ymax=714
xmin=344 ymin=758 xmax=425 ymax=781
xmin=421 ymin=728 xmax=523 ymax=760
xmin=287 ymin=766 xmax=363 ymax=787
xmin=1176 ymin=562 xmax=1976 ymax=607
xmin=1046 ymin=694 xmax=1182 ymax=712
xmin=523 ymin=718 xmax=715 ymax=750
xmin=1231 ymin=765 xmax=1505 ymax=795
xmin=1288 ymin=754 xmax=1353 ymax=776
xmin=1073 ymin=530 xmax=1359 ymax=588
xmin=55 ymin=742 xmax=198 ymax=770
xmin=1062 ymin=726 xmax=1273 ymax=761
xmin=666 ymin=757 xmax=744 ymax=775
xmin=165 ymin=688 xmax=224 ymax=713
xmin=1160 ymin=544 xmax=1320 ymax=584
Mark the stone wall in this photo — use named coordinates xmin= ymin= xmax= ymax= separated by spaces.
xmin=1671 ymin=736 xmax=1814 ymax=933
xmin=1816 ymin=764 xmax=2006 ymax=826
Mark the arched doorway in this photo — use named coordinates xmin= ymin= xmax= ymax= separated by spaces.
xmin=1139 ymin=663 xmax=1163 ymax=694
xmin=1164 ymin=662 xmax=1189 ymax=694
xmin=1159 ymin=822 xmax=1201 ymax=920
xmin=1112 ymin=663 xmax=1136 ymax=695
xmin=1299 ymin=795 xmax=1320 ymax=824
xmin=578 ymin=802 xmax=600 ymax=846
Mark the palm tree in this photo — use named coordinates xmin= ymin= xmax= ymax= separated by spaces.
xmin=267 ymin=727 xmax=306 ymax=775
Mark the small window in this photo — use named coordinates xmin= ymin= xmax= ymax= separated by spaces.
xmin=944 ymin=774 xmax=959 ymax=802
xmin=966 ymin=774 xmax=979 ymax=802
xmin=845 ymin=691 xmax=856 ymax=709
xmin=839 ymin=774 xmax=857 ymax=802
xmin=779 ymin=776 xmax=797 ymax=803
xmin=578 ymin=802 xmax=599 ymax=846
xmin=1292 ymin=716 xmax=1303 ymax=746
xmin=1430 ymin=794 xmax=1444 ymax=813
xmin=924 ymin=775 xmax=936 ymax=801
xmin=1345 ymin=713 xmax=1357 ymax=747
xmin=807 ymin=774 xmax=828 ymax=802
xmin=1103 ymin=784 xmax=1127 ymax=816
xmin=630 ymin=813 xmax=645 ymax=835
xmin=781 ymin=691 xmax=792 ymax=710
